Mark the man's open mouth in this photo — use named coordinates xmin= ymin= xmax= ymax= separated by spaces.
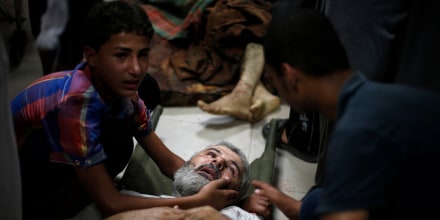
xmin=196 ymin=164 xmax=220 ymax=181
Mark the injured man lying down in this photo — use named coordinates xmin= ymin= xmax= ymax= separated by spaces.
xmin=70 ymin=141 xmax=263 ymax=220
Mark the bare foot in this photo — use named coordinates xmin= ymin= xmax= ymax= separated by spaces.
xmin=249 ymin=83 xmax=281 ymax=122
xmin=197 ymin=43 xmax=265 ymax=121
xmin=197 ymin=81 xmax=254 ymax=121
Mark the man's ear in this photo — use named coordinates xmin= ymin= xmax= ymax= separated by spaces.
xmin=84 ymin=46 xmax=97 ymax=67
xmin=281 ymin=62 xmax=299 ymax=91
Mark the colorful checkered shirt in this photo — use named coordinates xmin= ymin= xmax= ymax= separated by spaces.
xmin=11 ymin=62 xmax=152 ymax=167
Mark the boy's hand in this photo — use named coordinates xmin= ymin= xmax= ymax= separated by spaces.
xmin=196 ymin=177 xmax=239 ymax=210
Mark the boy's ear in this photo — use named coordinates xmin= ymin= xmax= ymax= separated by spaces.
xmin=84 ymin=46 xmax=97 ymax=67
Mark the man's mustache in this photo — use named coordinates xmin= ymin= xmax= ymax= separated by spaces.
xmin=196 ymin=163 xmax=221 ymax=180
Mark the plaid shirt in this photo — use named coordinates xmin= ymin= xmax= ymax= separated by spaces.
xmin=11 ymin=62 xmax=152 ymax=167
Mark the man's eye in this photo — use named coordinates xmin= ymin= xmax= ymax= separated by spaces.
xmin=228 ymin=166 xmax=236 ymax=176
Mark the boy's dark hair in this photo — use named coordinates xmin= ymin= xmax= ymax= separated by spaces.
xmin=83 ymin=1 xmax=153 ymax=51
xmin=264 ymin=3 xmax=349 ymax=76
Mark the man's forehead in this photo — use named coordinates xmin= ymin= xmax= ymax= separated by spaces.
xmin=203 ymin=145 xmax=234 ymax=154
xmin=202 ymin=146 xmax=243 ymax=164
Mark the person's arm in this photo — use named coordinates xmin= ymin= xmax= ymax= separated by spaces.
xmin=239 ymin=193 xmax=271 ymax=219
xmin=132 ymin=95 xmax=184 ymax=179
xmin=136 ymin=131 xmax=184 ymax=179
xmin=75 ymin=163 xmax=239 ymax=217
xmin=252 ymin=180 xmax=301 ymax=220
xmin=320 ymin=210 xmax=368 ymax=220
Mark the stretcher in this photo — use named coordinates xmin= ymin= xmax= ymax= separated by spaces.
xmin=119 ymin=105 xmax=278 ymax=198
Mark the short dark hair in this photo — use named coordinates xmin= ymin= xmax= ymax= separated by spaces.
xmin=264 ymin=3 xmax=349 ymax=76
xmin=83 ymin=1 xmax=153 ymax=51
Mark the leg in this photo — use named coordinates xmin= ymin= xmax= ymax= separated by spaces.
xmin=249 ymin=82 xmax=280 ymax=122
xmin=393 ymin=0 xmax=440 ymax=91
xmin=197 ymin=42 xmax=275 ymax=121
xmin=319 ymin=0 xmax=407 ymax=82
xmin=0 ymin=37 xmax=22 ymax=220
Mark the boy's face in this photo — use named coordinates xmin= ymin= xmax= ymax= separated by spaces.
xmin=86 ymin=32 xmax=150 ymax=102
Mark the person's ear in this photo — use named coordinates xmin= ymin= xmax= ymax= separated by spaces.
xmin=281 ymin=62 xmax=299 ymax=91
xmin=84 ymin=46 xmax=97 ymax=68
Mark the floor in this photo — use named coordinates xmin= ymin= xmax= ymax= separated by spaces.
xmin=3 ymin=2 xmax=317 ymax=219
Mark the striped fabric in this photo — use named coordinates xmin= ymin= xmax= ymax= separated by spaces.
xmin=141 ymin=0 xmax=215 ymax=39
xmin=11 ymin=62 xmax=152 ymax=167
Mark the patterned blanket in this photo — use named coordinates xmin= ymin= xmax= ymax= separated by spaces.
xmin=140 ymin=0 xmax=272 ymax=106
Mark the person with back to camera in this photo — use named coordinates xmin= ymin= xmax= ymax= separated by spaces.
xmin=251 ymin=2 xmax=440 ymax=220
xmin=11 ymin=1 xmax=245 ymax=219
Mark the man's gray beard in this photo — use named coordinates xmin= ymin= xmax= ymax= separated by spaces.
xmin=173 ymin=162 xmax=211 ymax=197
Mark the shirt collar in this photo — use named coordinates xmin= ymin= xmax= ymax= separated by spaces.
xmin=337 ymin=71 xmax=367 ymax=119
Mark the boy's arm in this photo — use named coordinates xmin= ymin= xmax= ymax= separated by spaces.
xmin=136 ymin=131 xmax=184 ymax=179
xmin=75 ymin=163 xmax=238 ymax=217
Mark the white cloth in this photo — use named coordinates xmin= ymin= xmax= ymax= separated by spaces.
xmin=67 ymin=189 xmax=260 ymax=220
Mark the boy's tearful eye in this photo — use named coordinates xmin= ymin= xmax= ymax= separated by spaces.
xmin=138 ymin=49 xmax=149 ymax=58
xmin=114 ymin=52 xmax=128 ymax=60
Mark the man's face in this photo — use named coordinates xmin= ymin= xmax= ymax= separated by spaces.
xmin=87 ymin=32 xmax=150 ymax=102
xmin=265 ymin=64 xmax=297 ymax=108
xmin=173 ymin=145 xmax=244 ymax=196
xmin=264 ymin=64 xmax=311 ymax=113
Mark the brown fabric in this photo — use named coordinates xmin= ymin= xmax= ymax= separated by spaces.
xmin=148 ymin=0 xmax=272 ymax=106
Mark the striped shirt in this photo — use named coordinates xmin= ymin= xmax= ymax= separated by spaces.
xmin=11 ymin=62 xmax=152 ymax=168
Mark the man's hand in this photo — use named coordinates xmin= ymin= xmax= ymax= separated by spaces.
xmin=240 ymin=193 xmax=272 ymax=219
xmin=252 ymin=180 xmax=301 ymax=220
xmin=196 ymin=177 xmax=239 ymax=210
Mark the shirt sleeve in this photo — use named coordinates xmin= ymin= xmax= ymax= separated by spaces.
xmin=132 ymin=95 xmax=152 ymax=138
xmin=317 ymin=122 xmax=398 ymax=215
